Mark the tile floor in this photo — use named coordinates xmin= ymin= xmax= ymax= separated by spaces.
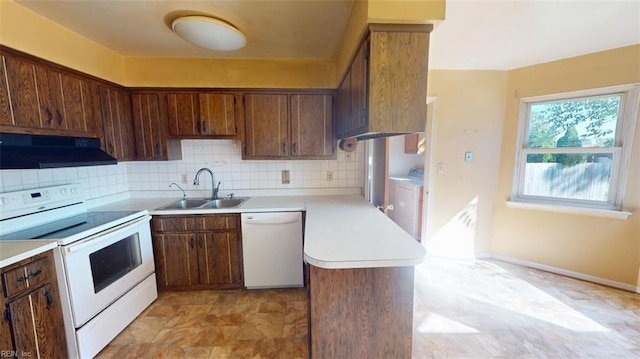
xmin=97 ymin=258 xmax=640 ymax=358
xmin=413 ymin=257 xmax=640 ymax=358
xmin=95 ymin=288 xmax=308 ymax=359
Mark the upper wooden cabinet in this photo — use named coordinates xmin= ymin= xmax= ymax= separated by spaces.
xmin=166 ymin=92 xmax=238 ymax=138
xmin=290 ymin=93 xmax=334 ymax=158
xmin=0 ymin=49 xmax=101 ymax=137
xmin=98 ymin=84 xmax=137 ymax=160
xmin=1 ymin=55 xmax=41 ymax=129
xmin=336 ymin=24 xmax=432 ymax=139
xmin=130 ymin=92 xmax=181 ymax=161
xmin=243 ymin=92 xmax=335 ymax=160
xmin=166 ymin=92 xmax=198 ymax=137
xmin=243 ymin=93 xmax=290 ymax=158
xmin=336 ymin=40 xmax=368 ymax=139
xmin=199 ymin=93 xmax=238 ymax=137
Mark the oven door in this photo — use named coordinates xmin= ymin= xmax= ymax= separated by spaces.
xmin=61 ymin=215 xmax=154 ymax=328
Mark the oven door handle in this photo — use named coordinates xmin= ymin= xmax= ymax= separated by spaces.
xmin=63 ymin=215 xmax=151 ymax=254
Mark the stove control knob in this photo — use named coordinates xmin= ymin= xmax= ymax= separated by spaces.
xmin=70 ymin=187 xmax=77 ymax=194
xmin=0 ymin=197 xmax=6 ymax=207
xmin=60 ymin=188 xmax=67 ymax=195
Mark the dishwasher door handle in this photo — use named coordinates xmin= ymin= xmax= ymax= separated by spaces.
xmin=243 ymin=216 xmax=299 ymax=225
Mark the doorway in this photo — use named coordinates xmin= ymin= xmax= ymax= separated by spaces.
xmin=363 ymin=98 xmax=437 ymax=241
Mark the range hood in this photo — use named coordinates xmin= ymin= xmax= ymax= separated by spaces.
xmin=0 ymin=133 xmax=117 ymax=169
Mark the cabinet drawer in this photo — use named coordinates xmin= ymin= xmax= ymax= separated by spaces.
xmin=152 ymin=214 xmax=239 ymax=232
xmin=2 ymin=256 xmax=52 ymax=298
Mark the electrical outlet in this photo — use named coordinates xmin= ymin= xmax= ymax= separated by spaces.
xmin=437 ymin=163 xmax=445 ymax=174
xmin=345 ymin=153 xmax=352 ymax=161
xmin=281 ymin=170 xmax=290 ymax=184
xmin=181 ymin=174 xmax=189 ymax=184
xmin=465 ymin=152 xmax=473 ymax=162
xmin=326 ymin=171 xmax=334 ymax=182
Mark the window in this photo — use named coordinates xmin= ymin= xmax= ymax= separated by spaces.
xmin=511 ymin=84 xmax=639 ymax=212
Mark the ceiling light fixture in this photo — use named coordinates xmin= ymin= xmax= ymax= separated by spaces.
xmin=172 ymin=15 xmax=246 ymax=51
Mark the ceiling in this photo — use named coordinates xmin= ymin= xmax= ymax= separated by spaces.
xmin=14 ymin=0 xmax=640 ymax=70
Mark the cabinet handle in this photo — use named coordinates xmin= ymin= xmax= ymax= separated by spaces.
xmin=45 ymin=108 xmax=53 ymax=125
xmin=17 ymin=269 xmax=42 ymax=283
xmin=243 ymin=145 xmax=248 ymax=156
xmin=282 ymin=143 xmax=286 ymax=154
xmin=57 ymin=110 xmax=63 ymax=125
xmin=3 ymin=308 xmax=10 ymax=323
xmin=292 ymin=143 xmax=297 ymax=154
xmin=44 ymin=290 xmax=54 ymax=310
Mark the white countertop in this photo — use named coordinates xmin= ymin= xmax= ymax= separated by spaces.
xmin=94 ymin=195 xmax=426 ymax=269
xmin=302 ymin=196 xmax=426 ymax=268
xmin=0 ymin=240 xmax=58 ymax=268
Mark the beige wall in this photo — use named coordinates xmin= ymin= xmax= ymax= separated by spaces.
xmin=426 ymin=71 xmax=508 ymax=255
xmin=123 ymin=57 xmax=334 ymax=89
xmin=0 ymin=0 xmax=127 ymax=84
xmin=492 ymin=45 xmax=640 ymax=287
xmin=0 ymin=0 xmax=333 ymax=88
xmin=2 ymin=0 xmax=444 ymax=88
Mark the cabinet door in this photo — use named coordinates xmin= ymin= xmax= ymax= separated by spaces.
xmin=34 ymin=65 xmax=65 ymax=130
xmin=99 ymin=85 xmax=136 ymax=160
xmin=60 ymin=73 xmax=97 ymax=134
xmin=290 ymin=93 xmax=335 ymax=158
xmin=7 ymin=284 xmax=68 ymax=358
xmin=0 ymin=56 xmax=12 ymax=126
xmin=350 ymin=39 xmax=369 ymax=134
xmin=243 ymin=93 xmax=289 ymax=158
xmin=199 ymin=93 xmax=237 ymax=136
xmin=0 ymin=298 xmax=12 ymax=355
xmin=336 ymin=68 xmax=352 ymax=138
xmin=152 ymin=233 xmax=199 ymax=288
xmin=3 ymin=55 xmax=40 ymax=128
xmin=131 ymin=92 xmax=166 ymax=160
xmin=368 ymin=28 xmax=429 ymax=133
xmin=197 ymin=232 xmax=242 ymax=286
xmin=404 ymin=133 xmax=425 ymax=154
xmin=167 ymin=93 xmax=199 ymax=136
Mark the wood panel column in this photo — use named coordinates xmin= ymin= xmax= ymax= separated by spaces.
xmin=308 ymin=265 xmax=415 ymax=358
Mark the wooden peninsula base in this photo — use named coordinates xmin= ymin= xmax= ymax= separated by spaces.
xmin=308 ymin=265 xmax=415 ymax=358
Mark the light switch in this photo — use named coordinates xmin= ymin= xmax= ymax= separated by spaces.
xmin=437 ymin=163 xmax=444 ymax=173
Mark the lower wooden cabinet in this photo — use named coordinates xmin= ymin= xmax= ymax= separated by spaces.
xmin=0 ymin=250 xmax=68 ymax=358
xmin=151 ymin=214 xmax=243 ymax=290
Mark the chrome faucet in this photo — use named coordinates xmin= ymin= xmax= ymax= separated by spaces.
xmin=169 ymin=182 xmax=187 ymax=200
xmin=193 ymin=168 xmax=221 ymax=199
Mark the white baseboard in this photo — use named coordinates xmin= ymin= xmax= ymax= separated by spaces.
xmin=482 ymin=253 xmax=639 ymax=294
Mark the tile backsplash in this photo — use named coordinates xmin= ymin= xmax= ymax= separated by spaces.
xmin=0 ymin=139 xmax=365 ymax=200
xmin=0 ymin=164 xmax=129 ymax=199
xmin=128 ymin=140 xmax=365 ymax=195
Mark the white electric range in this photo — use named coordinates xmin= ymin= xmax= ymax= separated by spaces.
xmin=0 ymin=184 xmax=157 ymax=358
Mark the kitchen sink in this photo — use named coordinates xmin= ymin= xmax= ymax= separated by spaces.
xmin=157 ymin=197 xmax=248 ymax=210
xmin=206 ymin=198 xmax=247 ymax=208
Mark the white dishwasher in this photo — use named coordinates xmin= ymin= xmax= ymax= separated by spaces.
xmin=241 ymin=212 xmax=304 ymax=289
